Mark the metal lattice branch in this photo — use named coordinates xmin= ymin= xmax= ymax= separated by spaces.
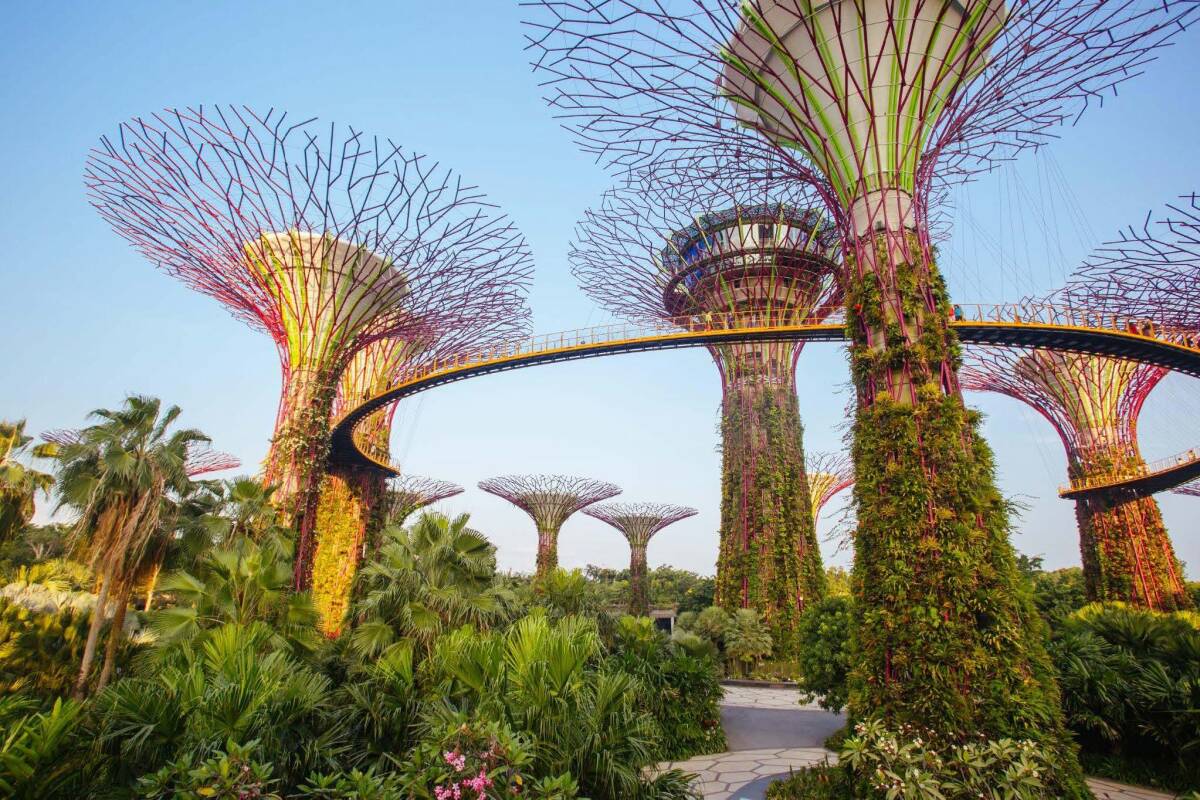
xmin=1066 ymin=193 xmax=1200 ymax=330
xmin=961 ymin=345 xmax=1165 ymax=473
xmin=525 ymin=0 xmax=1197 ymax=227
xmin=387 ymin=475 xmax=464 ymax=524
xmin=582 ymin=501 xmax=698 ymax=548
xmin=1173 ymin=480 xmax=1200 ymax=497
xmin=41 ymin=429 xmax=240 ymax=477
xmin=478 ymin=474 xmax=622 ymax=532
xmin=804 ymin=451 xmax=854 ymax=519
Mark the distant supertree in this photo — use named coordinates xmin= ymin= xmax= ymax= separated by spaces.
xmin=573 ymin=156 xmax=840 ymax=650
xmin=85 ymin=105 xmax=532 ymax=591
xmin=804 ymin=452 xmax=854 ymax=529
xmin=1174 ymin=480 xmax=1200 ymax=498
xmin=386 ymin=475 xmax=465 ymax=527
xmin=583 ymin=502 xmax=698 ymax=615
xmin=962 ymin=344 xmax=1190 ymax=611
xmin=525 ymin=0 xmax=1197 ymax=764
xmin=479 ymin=475 xmax=621 ymax=578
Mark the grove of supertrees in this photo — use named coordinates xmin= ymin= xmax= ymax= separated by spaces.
xmin=478 ymin=474 xmax=621 ymax=578
xmin=573 ymin=158 xmax=841 ymax=650
xmin=583 ymin=502 xmax=698 ymax=615
xmin=962 ymin=340 xmax=1191 ymax=611
xmin=525 ymin=0 xmax=1199 ymax=783
xmin=84 ymin=106 xmax=533 ymax=609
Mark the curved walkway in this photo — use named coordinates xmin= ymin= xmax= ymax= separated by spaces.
xmin=659 ymin=685 xmax=1176 ymax=800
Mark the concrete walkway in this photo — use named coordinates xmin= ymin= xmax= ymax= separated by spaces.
xmin=659 ymin=685 xmax=1178 ymax=800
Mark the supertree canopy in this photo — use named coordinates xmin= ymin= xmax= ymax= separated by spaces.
xmin=583 ymin=502 xmax=698 ymax=615
xmin=478 ymin=475 xmax=622 ymax=578
xmin=385 ymin=475 xmax=464 ymax=527
xmin=525 ymin=0 xmax=1199 ymax=778
xmin=962 ymin=345 xmax=1190 ymax=611
xmin=804 ymin=451 xmax=854 ymax=529
xmin=85 ymin=105 xmax=533 ymax=590
xmin=574 ymin=157 xmax=840 ymax=651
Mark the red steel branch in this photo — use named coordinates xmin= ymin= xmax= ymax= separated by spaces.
xmin=42 ymin=429 xmax=240 ymax=478
xmin=387 ymin=475 xmax=465 ymax=526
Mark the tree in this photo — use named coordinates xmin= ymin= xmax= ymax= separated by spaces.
xmin=48 ymin=395 xmax=209 ymax=697
xmin=724 ymin=609 xmax=773 ymax=677
xmin=0 ymin=421 xmax=55 ymax=544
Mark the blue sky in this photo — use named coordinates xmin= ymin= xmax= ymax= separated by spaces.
xmin=2 ymin=1 xmax=1198 ymax=577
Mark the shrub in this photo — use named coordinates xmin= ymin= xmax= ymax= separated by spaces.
xmin=794 ymin=596 xmax=853 ymax=712
xmin=765 ymin=764 xmax=849 ymax=799
xmin=691 ymin=606 xmax=731 ymax=645
xmin=840 ymin=718 xmax=1059 ymax=799
xmin=1051 ymin=603 xmax=1200 ymax=790
xmin=0 ymin=696 xmax=89 ymax=799
xmin=610 ymin=616 xmax=726 ymax=759
xmin=135 ymin=740 xmax=281 ymax=800
xmin=723 ymin=608 xmax=772 ymax=677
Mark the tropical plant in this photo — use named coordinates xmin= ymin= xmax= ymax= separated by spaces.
xmin=609 ymin=616 xmax=726 ymax=759
xmin=724 ymin=608 xmax=773 ymax=677
xmin=352 ymin=512 xmax=513 ymax=656
xmin=329 ymin=644 xmax=421 ymax=772
xmin=135 ymin=739 xmax=282 ymax=800
xmin=1051 ymin=603 xmax=1200 ymax=789
xmin=94 ymin=622 xmax=338 ymax=793
xmin=795 ymin=596 xmax=853 ymax=712
xmin=0 ymin=697 xmax=88 ymax=799
xmin=47 ymin=395 xmax=210 ymax=697
xmin=0 ymin=421 xmax=55 ymax=545
xmin=0 ymin=597 xmax=94 ymax=696
xmin=421 ymin=614 xmax=692 ymax=798
xmin=690 ymin=606 xmax=732 ymax=646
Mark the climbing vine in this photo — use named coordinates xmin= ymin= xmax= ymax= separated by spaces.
xmin=842 ymin=230 xmax=1089 ymax=798
xmin=310 ymin=467 xmax=387 ymax=637
xmin=715 ymin=379 xmax=824 ymax=655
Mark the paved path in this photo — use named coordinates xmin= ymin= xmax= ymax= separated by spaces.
xmin=659 ymin=685 xmax=1178 ymax=800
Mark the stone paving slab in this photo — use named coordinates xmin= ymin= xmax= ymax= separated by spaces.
xmin=662 ymin=748 xmax=1178 ymax=800
xmin=721 ymin=684 xmax=821 ymax=710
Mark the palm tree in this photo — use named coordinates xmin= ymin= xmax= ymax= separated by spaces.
xmin=0 ymin=420 xmax=55 ymax=544
xmin=48 ymin=395 xmax=209 ymax=697
xmin=351 ymin=512 xmax=513 ymax=656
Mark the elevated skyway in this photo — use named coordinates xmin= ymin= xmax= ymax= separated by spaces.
xmin=329 ymin=304 xmax=1200 ymax=498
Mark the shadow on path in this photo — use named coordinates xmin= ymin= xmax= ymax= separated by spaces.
xmin=721 ymin=705 xmax=844 ymax=751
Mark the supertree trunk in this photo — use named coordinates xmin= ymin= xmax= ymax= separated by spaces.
xmin=845 ymin=229 xmax=1076 ymax=779
xmin=1070 ymin=445 xmax=1190 ymax=611
xmin=535 ymin=526 xmax=559 ymax=579
xmin=715 ymin=366 xmax=823 ymax=654
xmin=628 ymin=542 xmax=649 ymax=616
xmin=311 ymin=466 xmax=386 ymax=636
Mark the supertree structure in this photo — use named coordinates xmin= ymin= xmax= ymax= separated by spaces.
xmin=573 ymin=156 xmax=840 ymax=650
xmin=524 ymin=0 xmax=1198 ymax=778
xmin=385 ymin=475 xmax=464 ymax=527
xmin=312 ymin=287 xmax=528 ymax=636
xmin=85 ymin=105 xmax=532 ymax=590
xmin=41 ymin=430 xmax=241 ymax=478
xmin=1174 ymin=480 xmax=1200 ymax=497
xmin=804 ymin=451 xmax=854 ymax=530
xmin=478 ymin=475 xmax=622 ymax=578
xmin=961 ymin=344 xmax=1190 ymax=611
xmin=583 ymin=502 xmax=698 ymax=615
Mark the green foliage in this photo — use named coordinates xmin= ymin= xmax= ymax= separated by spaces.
xmin=295 ymin=767 xmax=400 ymax=800
xmin=765 ymin=764 xmax=851 ymax=800
xmin=844 ymin=237 xmax=1087 ymax=794
xmin=135 ymin=739 xmax=281 ymax=799
xmin=691 ymin=606 xmax=731 ymax=644
xmin=420 ymin=614 xmax=691 ymax=798
xmin=1051 ymin=603 xmax=1200 ymax=790
xmin=0 ymin=696 xmax=88 ymax=799
xmin=95 ymin=622 xmax=337 ymax=791
xmin=0 ymin=597 xmax=93 ymax=697
xmin=0 ymin=421 xmax=55 ymax=545
xmin=724 ymin=608 xmax=773 ymax=677
xmin=839 ymin=718 xmax=1059 ymax=799
xmin=716 ymin=384 xmax=823 ymax=654
xmin=352 ymin=512 xmax=514 ymax=656
xmin=609 ymin=616 xmax=726 ymax=759
xmin=795 ymin=596 xmax=853 ymax=712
